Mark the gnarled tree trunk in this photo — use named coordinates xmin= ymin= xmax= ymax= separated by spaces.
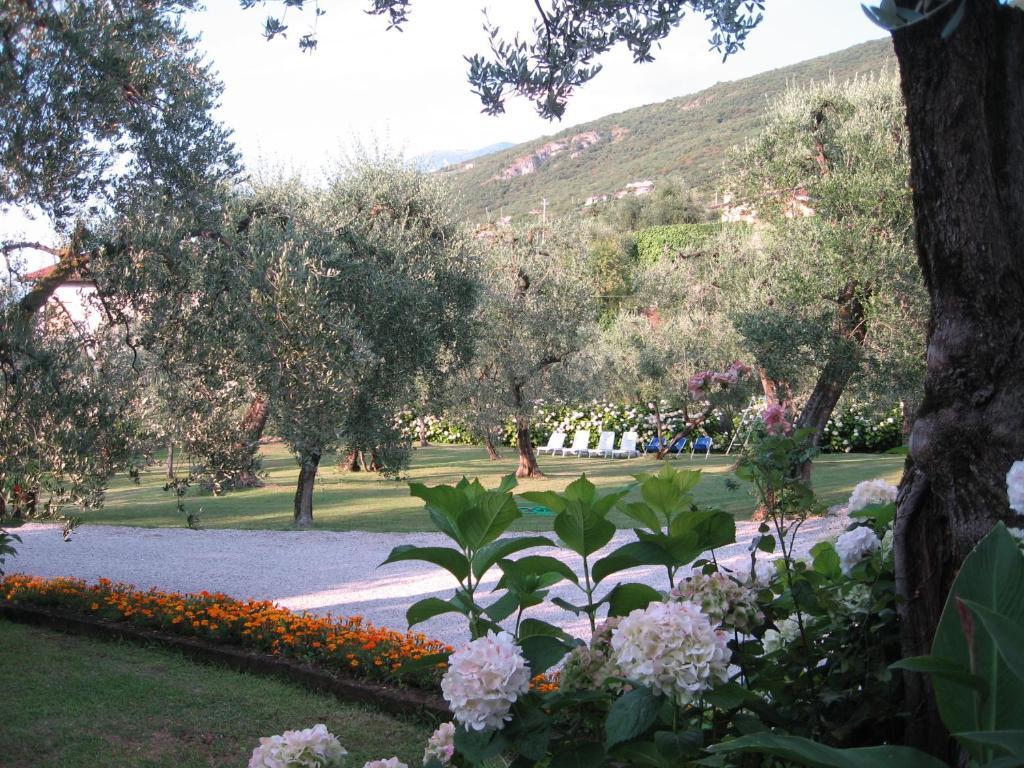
xmin=892 ymin=3 xmax=1024 ymax=756
xmin=232 ymin=395 xmax=270 ymax=487
xmin=514 ymin=414 xmax=542 ymax=478
xmin=293 ymin=450 xmax=321 ymax=529
xmin=166 ymin=442 xmax=174 ymax=481
xmin=484 ymin=433 xmax=501 ymax=460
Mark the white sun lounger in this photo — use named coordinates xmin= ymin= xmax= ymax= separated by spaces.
xmin=559 ymin=429 xmax=591 ymax=456
xmin=537 ymin=432 xmax=566 ymax=455
xmin=612 ymin=431 xmax=640 ymax=459
xmin=588 ymin=431 xmax=616 ymax=457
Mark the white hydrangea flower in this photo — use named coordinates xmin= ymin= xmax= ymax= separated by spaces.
xmin=560 ymin=618 xmax=623 ymax=693
xmin=761 ymin=618 xmax=801 ymax=655
xmin=610 ymin=600 xmax=731 ymax=706
xmin=734 ymin=558 xmax=777 ymax=588
xmin=364 ymin=759 xmax=408 ymax=768
xmin=842 ymin=583 xmax=873 ymax=615
xmin=1007 ymin=461 xmax=1024 ymax=514
xmin=670 ymin=572 xmax=763 ymax=633
xmin=848 ymin=479 xmax=898 ymax=513
xmin=249 ymin=724 xmax=347 ymax=768
xmin=422 ymin=723 xmax=455 ymax=766
xmin=836 ymin=526 xmax=882 ymax=576
xmin=441 ymin=631 xmax=531 ymax=731
xmin=1008 ymin=528 xmax=1024 ymax=546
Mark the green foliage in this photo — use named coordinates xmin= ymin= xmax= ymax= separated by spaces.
xmin=633 ymin=223 xmax=731 ymax=264
xmin=383 ymin=474 xmax=554 ymax=640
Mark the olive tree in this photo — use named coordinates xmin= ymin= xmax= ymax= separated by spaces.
xmin=227 ymin=164 xmax=476 ymax=526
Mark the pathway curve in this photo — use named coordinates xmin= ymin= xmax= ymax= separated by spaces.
xmin=8 ymin=517 xmax=848 ymax=646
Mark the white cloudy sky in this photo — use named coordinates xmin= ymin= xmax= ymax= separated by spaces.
xmin=3 ymin=0 xmax=887 ymax=260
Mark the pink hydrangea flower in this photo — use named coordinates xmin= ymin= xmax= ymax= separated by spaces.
xmin=762 ymin=404 xmax=792 ymax=435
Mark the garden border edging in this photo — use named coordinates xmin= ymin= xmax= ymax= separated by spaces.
xmin=0 ymin=601 xmax=449 ymax=720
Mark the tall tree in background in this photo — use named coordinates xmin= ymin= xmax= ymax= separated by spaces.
xmin=250 ymin=0 xmax=1024 ymax=751
xmin=225 ymin=164 xmax=475 ymax=527
xmin=724 ymin=73 xmax=924 ymax=463
xmin=471 ymin=221 xmax=596 ymax=478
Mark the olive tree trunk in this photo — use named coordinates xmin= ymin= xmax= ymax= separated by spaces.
xmin=484 ymin=433 xmax=502 ymax=460
xmin=514 ymin=415 xmax=542 ymax=478
xmin=892 ymin=3 xmax=1024 ymax=756
xmin=165 ymin=442 xmax=174 ymax=481
xmin=293 ymin=451 xmax=321 ymax=529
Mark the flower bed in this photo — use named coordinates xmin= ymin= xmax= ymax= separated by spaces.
xmin=1 ymin=575 xmax=450 ymax=689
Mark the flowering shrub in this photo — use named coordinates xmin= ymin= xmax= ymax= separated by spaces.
xmin=610 ymin=600 xmax=731 ymax=706
xmin=670 ymin=571 xmax=763 ymax=632
xmin=1008 ymin=460 xmax=1024 ymax=514
xmin=819 ymin=404 xmax=904 ymax=453
xmin=1 ymin=575 xmax=450 ymax=688
xmin=835 ymin=526 xmax=882 ymax=576
xmin=362 ymin=759 xmax=407 ymax=768
xmin=248 ymin=724 xmax=347 ymax=768
xmin=440 ymin=631 xmax=531 ymax=731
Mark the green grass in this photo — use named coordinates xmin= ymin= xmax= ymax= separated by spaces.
xmin=84 ymin=443 xmax=905 ymax=532
xmin=0 ymin=619 xmax=430 ymax=768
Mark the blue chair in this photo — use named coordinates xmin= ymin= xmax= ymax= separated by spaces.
xmin=690 ymin=436 xmax=713 ymax=459
xmin=667 ymin=436 xmax=689 ymax=457
xmin=644 ymin=436 xmax=665 ymax=454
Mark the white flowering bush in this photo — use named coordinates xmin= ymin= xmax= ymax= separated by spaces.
xmin=421 ymin=723 xmax=455 ymax=766
xmin=440 ymin=631 xmax=531 ymax=731
xmin=248 ymin=724 xmax=347 ymax=768
xmin=1007 ymin=460 xmax=1024 ymax=514
xmin=761 ymin=617 xmax=801 ymax=655
xmin=670 ymin=571 xmax=764 ymax=633
xmin=820 ymin=404 xmax=903 ymax=453
xmin=610 ymin=600 xmax=731 ymax=706
xmin=835 ymin=526 xmax=883 ymax=576
xmin=847 ymin=478 xmax=898 ymax=513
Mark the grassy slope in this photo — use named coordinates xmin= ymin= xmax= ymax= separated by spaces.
xmin=443 ymin=38 xmax=895 ymax=221
xmin=0 ymin=620 xmax=429 ymax=768
xmin=84 ymin=444 xmax=904 ymax=532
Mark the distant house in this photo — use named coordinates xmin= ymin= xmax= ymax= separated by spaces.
xmin=21 ymin=263 xmax=101 ymax=332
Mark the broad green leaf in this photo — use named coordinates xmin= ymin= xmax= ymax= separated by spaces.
xmin=519 ymin=491 xmax=568 ymax=515
xmin=554 ymin=505 xmax=616 ymax=557
xmin=707 ymin=733 xmax=948 ymax=767
xmin=454 ymin=727 xmax=507 ymax=765
xmin=654 ymin=730 xmax=703 ymax=760
xmin=406 ymin=597 xmax=462 ymax=628
xmin=669 ymin=509 xmax=736 ymax=555
xmin=606 ymin=582 xmax=662 ymax=617
xmin=520 ymin=634 xmax=571 ymax=674
xmin=592 ymin=540 xmax=675 ymax=584
xmin=593 ymin=487 xmax=632 ymax=517
xmin=620 ymin=501 xmax=662 ymax=532
xmin=609 ymin=741 xmax=667 ymax=768
xmin=551 ymin=596 xmax=587 ymax=615
xmin=410 ymin=483 xmax=468 ymax=543
xmin=518 ymin=618 xmax=573 ymax=641
xmin=960 ymin=598 xmax=1024 ymax=684
xmin=498 ymin=555 xmax=579 ymax=585
xmin=850 ymin=501 xmax=896 ymax=529
xmin=380 ymin=545 xmax=469 ymax=583
xmin=494 ymin=473 xmax=518 ymax=494
xmin=810 ymin=541 xmax=841 ymax=579
xmin=484 ymin=591 xmax=520 ymax=622
xmin=605 ymin=686 xmax=662 ymax=749
xmin=704 ymin=682 xmax=750 ymax=710
xmin=890 ymin=656 xmax=988 ymax=696
xmin=459 ymin=490 xmax=522 ymax=549
xmin=563 ymin=474 xmax=597 ymax=504
xmin=954 ymin=730 xmax=1024 ymax=759
xmin=930 ymin=524 xmax=1024 ymax=749
xmin=472 ymin=535 xmax=554 ymax=579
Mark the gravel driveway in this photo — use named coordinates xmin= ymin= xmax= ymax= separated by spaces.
xmin=8 ymin=517 xmax=848 ymax=646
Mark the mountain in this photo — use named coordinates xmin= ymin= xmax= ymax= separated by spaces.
xmin=411 ymin=142 xmax=516 ymax=172
xmin=439 ymin=38 xmax=896 ymax=222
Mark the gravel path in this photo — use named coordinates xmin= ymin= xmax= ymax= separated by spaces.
xmin=8 ymin=517 xmax=848 ymax=646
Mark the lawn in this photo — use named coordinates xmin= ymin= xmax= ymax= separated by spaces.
xmin=84 ymin=443 xmax=905 ymax=532
xmin=0 ymin=619 xmax=430 ymax=768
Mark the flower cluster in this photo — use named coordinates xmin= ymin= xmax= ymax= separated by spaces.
xmin=2 ymin=575 xmax=450 ymax=687
xmin=422 ymin=723 xmax=455 ymax=766
xmin=835 ymin=527 xmax=882 ymax=576
xmin=688 ymin=362 xmax=752 ymax=401
xmin=441 ymin=631 xmax=532 ymax=731
xmin=559 ymin=617 xmax=623 ymax=694
xmin=761 ymin=617 xmax=801 ymax=655
xmin=670 ymin=572 xmax=763 ymax=633
xmin=363 ymin=759 xmax=407 ymax=768
xmin=1007 ymin=460 xmax=1024 ymax=514
xmin=848 ymin=479 xmax=898 ymax=513
xmin=761 ymin=404 xmax=792 ymax=436
xmin=610 ymin=600 xmax=731 ymax=706
xmin=248 ymin=724 xmax=347 ymax=768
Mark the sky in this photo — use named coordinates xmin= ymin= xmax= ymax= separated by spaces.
xmin=3 ymin=0 xmax=887 ymax=265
